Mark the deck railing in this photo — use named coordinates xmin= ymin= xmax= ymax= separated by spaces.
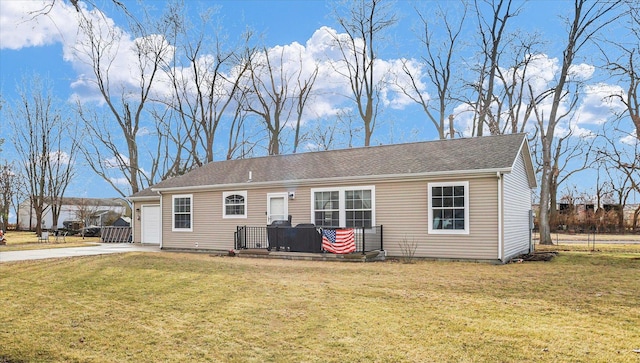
xmin=235 ymin=225 xmax=383 ymax=254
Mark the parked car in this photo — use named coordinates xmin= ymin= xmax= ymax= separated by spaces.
xmin=80 ymin=226 xmax=101 ymax=237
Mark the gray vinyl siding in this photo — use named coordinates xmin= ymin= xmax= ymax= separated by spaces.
xmin=162 ymin=190 xmax=243 ymax=250
xmin=160 ymin=187 xmax=312 ymax=250
xmin=376 ymin=177 xmax=499 ymax=260
xmin=158 ymin=176 xmax=500 ymax=260
xmin=503 ymin=152 xmax=533 ymax=260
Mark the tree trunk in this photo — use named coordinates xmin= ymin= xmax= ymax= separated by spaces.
xmin=538 ymin=178 xmax=553 ymax=244
xmin=538 ymin=134 xmax=554 ymax=244
xmin=549 ymin=189 xmax=558 ymax=232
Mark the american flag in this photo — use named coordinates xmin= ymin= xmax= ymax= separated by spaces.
xmin=322 ymin=228 xmax=356 ymax=254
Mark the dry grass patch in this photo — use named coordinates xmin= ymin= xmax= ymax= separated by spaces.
xmin=0 ymin=251 xmax=639 ymax=362
xmin=0 ymin=231 xmax=99 ymax=251
xmin=533 ymin=232 xmax=640 ymax=243
xmin=536 ymin=242 xmax=640 ymax=254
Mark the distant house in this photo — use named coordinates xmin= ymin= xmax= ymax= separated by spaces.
xmin=17 ymin=197 xmax=128 ymax=231
xmin=129 ymin=134 xmax=536 ymax=263
xmin=534 ymin=201 xmax=640 ymax=232
xmin=113 ymin=217 xmax=132 ymax=227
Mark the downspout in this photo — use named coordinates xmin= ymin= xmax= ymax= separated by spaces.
xmin=157 ymin=191 xmax=163 ymax=249
xmin=129 ymin=200 xmax=135 ymax=243
xmin=497 ymin=172 xmax=503 ymax=262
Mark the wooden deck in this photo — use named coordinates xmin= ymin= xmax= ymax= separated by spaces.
xmin=236 ymin=249 xmax=385 ymax=262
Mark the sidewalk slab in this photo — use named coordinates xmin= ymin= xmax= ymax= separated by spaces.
xmin=0 ymin=243 xmax=160 ymax=263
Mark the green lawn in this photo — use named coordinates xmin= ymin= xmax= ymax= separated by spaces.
xmin=0 ymin=248 xmax=639 ymax=362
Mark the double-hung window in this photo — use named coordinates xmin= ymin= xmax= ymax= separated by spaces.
xmin=312 ymin=186 xmax=374 ymax=228
xmin=223 ymin=191 xmax=247 ymax=218
xmin=428 ymin=182 xmax=469 ymax=234
xmin=314 ymin=190 xmax=340 ymax=227
xmin=172 ymin=194 xmax=192 ymax=231
xmin=345 ymin=189 xmax=372 ymax=228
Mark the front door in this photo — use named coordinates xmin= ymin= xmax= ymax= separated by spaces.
xmin=267 ymin=193 xmax=288 ymax=224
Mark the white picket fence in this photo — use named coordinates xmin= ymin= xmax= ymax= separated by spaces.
xmin=101 ymin=226 xmax=132 ymax=243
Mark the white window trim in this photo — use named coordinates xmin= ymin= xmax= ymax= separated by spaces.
xmin=310 ymin=186 xmax=375 ymax=228
xmin=428 ymin=181 xmax=470 ymax=235
xmin=222 ymin=191 xmax=248 ymax=219
xmin=172 ymin=194 xmax=193 ymax=232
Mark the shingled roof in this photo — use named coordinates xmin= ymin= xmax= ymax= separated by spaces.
xmin=132 ymin=133 xmax=530 ymax=196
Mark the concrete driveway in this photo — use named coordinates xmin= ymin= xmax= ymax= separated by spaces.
xmin=0 ymin=243 xmax=160 ymax=263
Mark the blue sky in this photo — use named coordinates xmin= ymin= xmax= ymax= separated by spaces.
xmin=1 ymin=0 xmax=637 ymax=210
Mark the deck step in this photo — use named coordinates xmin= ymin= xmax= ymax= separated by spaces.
xmin=236 ymin=249 xmax=384 ymax=262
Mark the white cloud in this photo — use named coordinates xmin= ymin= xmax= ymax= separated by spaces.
xmin=574 ymin=83 xmax=626 ymax=125
xmin=1 ymin=4 xmax=426 ymax=126
xmin=49 ymin=150 xmax=72 ymax=165
xmin=568 ymin=63 xmax=595 ymax=80
xmin=70 ymin=20 xmax=175 ymax=103
xmin=0 ymin=0 xmax=78 ymax=50
xmin=451 ymin=103 xmax=478 ymax=138
xmin=381 ymin=58 xmax=427 ymax=110
xmin=620 ymin=133 xmax=639 ymax=146
xmin=136 ymin=127 xmax=152 ymax=137
xmin=108 ymin=176 xmax=131 ymax=187
xmin=555 ymin=123 xmax=595 ymax=139
xmin=104 ymin=154 xmax=129 ymax=169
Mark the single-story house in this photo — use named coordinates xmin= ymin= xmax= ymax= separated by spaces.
xmin=17 ymin=197 xmax=129 ymax=231
xmin=129 ymin=134 xmax=536 ymax=263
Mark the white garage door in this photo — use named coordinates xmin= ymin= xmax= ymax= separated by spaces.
xmin=141 ymin=205 xmax=160 ymax=245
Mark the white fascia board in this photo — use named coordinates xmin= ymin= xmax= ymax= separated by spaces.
xmin=513 ymin=137 xmax=537 ymax=188
xmin=127 ymin=195 xmax=161 ymax=202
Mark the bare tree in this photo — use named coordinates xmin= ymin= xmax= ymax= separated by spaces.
xmin=0 ymin=162 xmax=15 ymax=231
xmin=597 ymin=2 xmax=639 ymax=230
xmin=596 ymin=130 xmax=640 ymax=231
xmin=397 ymin=2 xmax=467 ymax=139
xmin=491 ymin=42 xmax=544 ymax=135
xmin=600 ymin=3 xmax=640 ymax=139
xmin=244 ymin=47 xmax=288 ymax=155
xmin=535 ymin=0 xmax=625 ymax=245
xmin=531 ymin=127 xmax=596 ymax=231
xmin=8 ymin=75 xmax=76 ymax=235
xmin=74 ymin=198 xmax=100 ymax=238
xmin=331 ymin=0 xmax=397 ymax=146
xmin=292 ymin=59 xmax=319 ymax=153
xmin=74 ymin=7 xmax=173 ymax=196
xmin=162 ymin=6 xmax=254 ymax=165
xmin=304 ymin=111 xmax=359 ymax=152
xmin=244 ymin=45 xmax=319 ymax=155
xmin=469 ymin=0 xmax=523 ymax=136
xmin=0 ymin=98 xmax=4 ymax=154
xmin=225 ymin=91 xmax=260 ymax=160
xmin=34 ymin=0 xmax=131 ymax=15
xmin=11 ymin=170 xmax=29 ymax=232
xmin=46 ymin=122 xmax=79 ymax=232
xmin=404 ymin=1 xmax=541 ymax=140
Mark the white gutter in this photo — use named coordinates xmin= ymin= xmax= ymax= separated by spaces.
xmin=151 ymin=167 xmax=514 ymax=193
xmin=497 ymin=172 xmax=503 ymax=261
